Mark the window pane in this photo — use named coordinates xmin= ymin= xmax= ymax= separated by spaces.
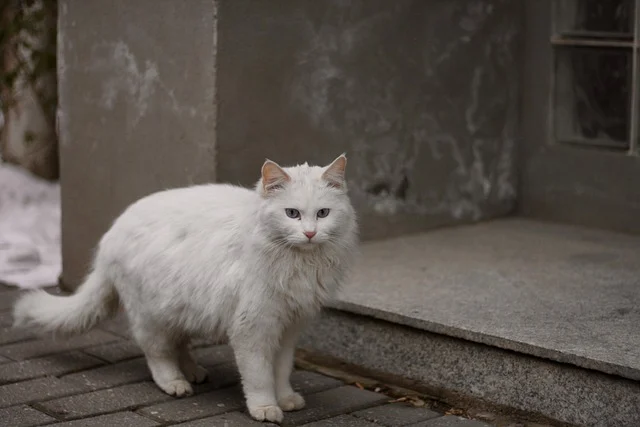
xmin=554 ymin=0 xmax=635 ymax=38
xmin=554 ymin=47 xmax=632 ymax=149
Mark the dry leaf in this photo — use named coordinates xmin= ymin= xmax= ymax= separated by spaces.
xmin=409 ymin=397 xmax=425 ymax=407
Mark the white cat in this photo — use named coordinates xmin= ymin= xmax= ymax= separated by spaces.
xmin=13 ymin=154 xmax=358 ymax=423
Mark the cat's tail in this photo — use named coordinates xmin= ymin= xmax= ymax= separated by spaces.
xmin=13 ymin=268 xmax=119 ymax=337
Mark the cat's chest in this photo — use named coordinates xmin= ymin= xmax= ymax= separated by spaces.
xmin=272 ymin=264 xmax=336 ymax=309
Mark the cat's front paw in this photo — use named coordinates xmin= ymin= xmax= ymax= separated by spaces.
xmin=159 ymin=379 xmax=193 ymax=397
xmin=249 ymin=405 xmax=284 ymax=423
xmin=278 ymin=392 xmax=305 ymax=411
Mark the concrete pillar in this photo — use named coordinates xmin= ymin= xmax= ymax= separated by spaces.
xmin=58 ymin=0 xmax=217 ymax=289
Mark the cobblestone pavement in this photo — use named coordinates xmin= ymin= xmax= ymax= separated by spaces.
xmin=0 ymin=285 xmax=493 ymax=426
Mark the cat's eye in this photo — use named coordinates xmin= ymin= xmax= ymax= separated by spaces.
xmin=285 ymin=208 xmax=301 ymax=219
xmin=317 ymin=208 xmax=330 ymax=218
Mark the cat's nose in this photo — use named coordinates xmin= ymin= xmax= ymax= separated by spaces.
xmin=303 ymin=231 xmax=317 ymax=239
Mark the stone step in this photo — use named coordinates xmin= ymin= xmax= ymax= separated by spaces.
xmin=300 ymin=219 xmax=640 ymax=427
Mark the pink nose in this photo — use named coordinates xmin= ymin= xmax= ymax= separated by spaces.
xmin=304 ymin=231 xmax=316 ymax=239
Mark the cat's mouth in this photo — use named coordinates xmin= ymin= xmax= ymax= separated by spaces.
xmin=293 ymin=241 xmax=320 ymax=251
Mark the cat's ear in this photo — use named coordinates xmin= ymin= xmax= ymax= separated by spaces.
xmin=261 ymin=159 xmax=291 ymax=193
xmin=322 ymin=153 xmax=347 ymax=189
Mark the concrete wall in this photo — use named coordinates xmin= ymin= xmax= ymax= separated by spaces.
xmin=519 ymin=1 xmax=640 ymax=235
xmin=216 ymin=0 xmax=522 ymax=240
xmin=58 ymin=0 xmax=217 ymax=288
xmin=58 ymin=0 xmax=521 ymax=287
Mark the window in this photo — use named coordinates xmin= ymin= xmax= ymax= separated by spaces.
xmin=551 ymin=0 xmax=640 ymax=154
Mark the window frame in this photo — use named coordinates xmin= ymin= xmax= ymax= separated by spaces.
xmin=548 ymin=0 xmax=640 ymax=155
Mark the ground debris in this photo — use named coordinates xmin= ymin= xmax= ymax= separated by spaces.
xmin=389 ymin=395 xmax=426 ymax=407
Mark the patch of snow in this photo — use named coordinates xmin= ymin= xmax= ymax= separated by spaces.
xmin=0 ymin=161 xmax=61 ymax=288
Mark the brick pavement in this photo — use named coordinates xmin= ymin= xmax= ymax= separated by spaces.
xmin=0 ymin=285 xmax=494 ymax=426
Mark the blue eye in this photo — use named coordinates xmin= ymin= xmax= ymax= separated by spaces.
xmin=285 ymin=208 xmax=301 ymax=219
xmin=317 ymin=208 xmax=330 ymax=218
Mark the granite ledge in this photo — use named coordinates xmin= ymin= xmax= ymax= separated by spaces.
xmin=329 ymin=219 xmax=640 ymax=382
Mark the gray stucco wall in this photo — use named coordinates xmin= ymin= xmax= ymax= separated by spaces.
xmin=519 ymin=1 xmax=640 ymax=235
xmin=58 ymin=0 xmax=217 ymax=288
xmin=58 ymin=0 xmax=521 ymax=287
xmin=216 ymin=0 xmax=522 ymax=240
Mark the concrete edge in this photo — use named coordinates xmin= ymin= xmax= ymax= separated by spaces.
xmin=327 ymin=299 xmax=640 ymax=382
xmin=301 ymin=308 xmax=640 ymax=427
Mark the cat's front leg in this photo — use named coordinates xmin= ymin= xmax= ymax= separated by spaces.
xmin=232 ymin=339 xmax=283 ymax=423
xmin=275 ymin=323 xmax=306 ymax=412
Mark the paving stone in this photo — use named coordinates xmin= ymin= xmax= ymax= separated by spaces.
xmin=201 ymin=360 xmax=241 ymax=387
xmin=0 ymin=351 xmax=104 ymax=384
xmin=0 ymin=330 xmax=120 ymax=360
xmin=82 ymin=342 xmax=235 ymax=366
xmin=177 ymin=411 xmax=277 ymax=426
xmin=0 ymin=325 xmax=36 ymax=346
xmin=47 ymin=411 xmax=160 ymax=426
xmin=37 ymin=381 xmax=170 ymax=420
xmin=0 ymin=404 xmax=56 ymax=426
xmin=301 ymin=414 xmax=380 ymax=426
xmin=63 ymin=357 xmax=150 ymax=390
xmin=353 ymin=403 xmax=441 ymax=426
xmin=192 ymin=345 xmax=235 ymax=367
xmin=0 ymin=290 xmax=19 ymax=312
xmin=410 ymin=415 xmax=492 ymax=427
xmin=138 ymin=369 xmax=352 ymax=424
xmin=290 ymin=370 xmax=343 ymax=395
xmin=0 ymin=377 xmax=89 ymax=408
xmin=137 ymin=384 xmax=244 ymax=422
xmin=0 ymin=312 xmax=13 ymax=326
xmin=98 ymin=313 xmax=131 ymax=338
xmin=83 ymin=340 xmax=144 ymax=363
xmin=282 ymin=386 xmax=389 ymax=426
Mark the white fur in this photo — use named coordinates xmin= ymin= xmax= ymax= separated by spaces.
xmin=13 ymin=156 xmax=358 ymax=423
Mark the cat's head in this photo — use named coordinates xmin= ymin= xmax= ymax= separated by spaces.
xmin=256 ymin=154 xmax=357 ymax=250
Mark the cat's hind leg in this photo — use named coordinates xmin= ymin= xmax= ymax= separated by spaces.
xmin=131 ymin=325 xmax=193 ymax=397
xmin=178 ymin=341 xmax=209 ymax=384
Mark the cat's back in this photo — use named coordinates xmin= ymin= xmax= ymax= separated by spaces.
xmin=107 ymin=183 xmax=258 ymax=237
